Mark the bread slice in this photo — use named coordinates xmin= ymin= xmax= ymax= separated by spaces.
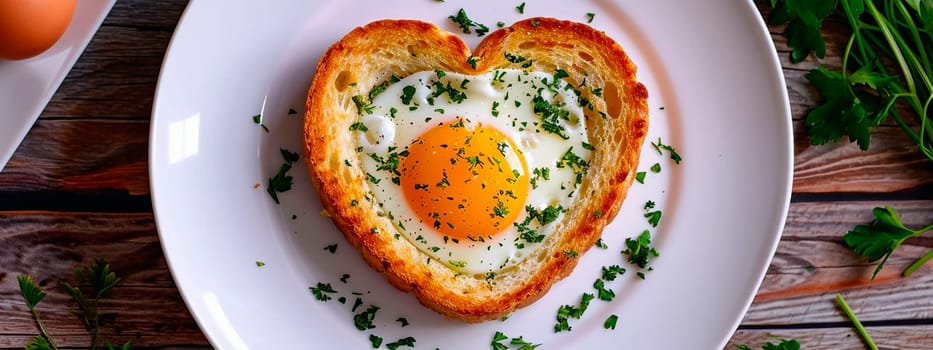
xmin=303 ymin=17 xmax=648 ymax=322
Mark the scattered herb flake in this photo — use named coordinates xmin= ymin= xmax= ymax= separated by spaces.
xmin=310 ymin=282 xmax=336 ymax=302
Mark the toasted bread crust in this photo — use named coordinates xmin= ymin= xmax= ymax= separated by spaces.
xmin=304 ymin=18 xmax=648 ymax=322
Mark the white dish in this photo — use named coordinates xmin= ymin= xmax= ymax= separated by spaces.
xmin=151 ymin=1 xmax=792 ymax=349
xmin=0 ymin=0 xmax=116 ymax=172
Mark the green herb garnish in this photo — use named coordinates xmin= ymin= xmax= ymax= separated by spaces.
xmin=449 ymin=8 xmax=490 ymax=36
xmin=622 ymin=230 xmax=659 ymax=278
xmin=586 ymin=12 xmax=596 ymax=23
xmin=603 ymin=315 xmax=618 ymax=330
xmin=843 ymin=206 xmax=933 ymax=279
xmin=354 ymin=305 xmax=380 ymax=330
xmin=310 ymin=282 xmax=336 ymax=301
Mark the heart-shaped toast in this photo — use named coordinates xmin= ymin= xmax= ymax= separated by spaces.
xmin=304 ymin=17 xmax=648 ymax=322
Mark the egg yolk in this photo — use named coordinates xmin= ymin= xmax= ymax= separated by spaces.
xmin=400 ymin=119 xmax=529 ymax=242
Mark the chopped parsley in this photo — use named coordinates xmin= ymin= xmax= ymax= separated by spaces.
xmin=651 ymin=137 xmax=682 ymax=164
xmin=595 ymin=238 xmax=608 ymax=249
xmin=352 ymin=95 xmax=374 ymax=115
xmin=385 ymin=337 xmax=416 ymax=350
xmin=516 ymin=2 xmax=526 ymax=13
xmin=310 ymin=282 xmax=336 ymax=302
xmin=255 ymin=261 xmax=265 ymax=267
xmin=467 ymin=55 xmax=479 ymax=69
xmin=504 ymin=52 xmax=527 ymax=64
xmin=288 ymin=108 xmax=297 ymax=115
xmin=622 ymin=230 xmax=659 ymax=278
xmin=603 ymin=315 xmax=618 ymax=330
xmin=401 ymin=85 xmax=416 ymax=105
xmin=349 ymin=122 xmax=369 ymax=132
xmin=586 ymin=12 xmax=596 ymax=23
xmin=492 ymin=331 xmax=541 ymax=350
xmin=650 ymin=163 xmax=661 ymax=173
xmin=554 ymin=293 xmax=593 ymax=332
xmin=593 ymin=279 xmax=615 ymax=301
xmin=353 ymin=305 xmax=380 ymax=330
xmin=601 ymin=265 xmax=626 ymax=281
xmin=396 ymin=317 xmax=409 ymax=327
xmin=532 ymin=94 xmax=571 ymax=139
xmin=635 ymin=171 xmax=646 ymax=184
xmin=266 ymin=148 xmax=299 ymax=204
xmin=449 ymin=8 xmax=489 ymax=36
xmin=645 ymin=210 xmax=662 ymax=227
xmin=252 ymin=114 xmax=269 ymax=132
xmin=324 ymin=244 xmax=338 ymax=253
xmin=369 ymin=335 xmax=383 ymax=348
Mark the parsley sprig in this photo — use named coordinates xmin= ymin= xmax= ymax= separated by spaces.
xmin=735 ymin=338 xmax=800 ymax=350
xmin=769 ymin=0 xmax=933 ymax=161
xmin=449 ymin=8 xmax=489 ymax=36
xmin=17 ymin=259 xmax=133 ymax=350
xmin=842 ymin=206 xmax=933 ymax=279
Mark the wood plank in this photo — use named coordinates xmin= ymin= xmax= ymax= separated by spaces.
xmin=0 ymin=120 xmax=150 ymax=195
xmin=0 ymin=212 xmax=207 ymax=348
xmin=744 ymin=200 xmax=933 ymax=325
xmin=101 ymin=0 xmax=188 ymax=30
xmin=42 ymin=26 xmax=174 ymax=119
xmin=793 ymin=123 xmax=933 ymax=193
xmin=729 ymin=326 xmax=933 ymax=350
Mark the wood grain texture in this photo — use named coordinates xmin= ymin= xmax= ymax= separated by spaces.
xmin=744 ymin=200 xmax=933 ymax=325
xmin=0 ymin=120 xmax=150 ymax=195
xmin=0 ymin=212 xmax=208 ymax=348
xmin=729 ymin=326 xmax=933 ymax=350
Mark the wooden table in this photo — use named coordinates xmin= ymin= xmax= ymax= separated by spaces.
xmin=1 ymin=1 xmax=931 ymax=349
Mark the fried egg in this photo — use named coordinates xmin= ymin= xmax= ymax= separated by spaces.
xmin=354 ymin=68 xmax=591 ymax=275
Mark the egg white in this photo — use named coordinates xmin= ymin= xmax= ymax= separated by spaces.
xmin=353 ymin=68 xmax=591 ymax=275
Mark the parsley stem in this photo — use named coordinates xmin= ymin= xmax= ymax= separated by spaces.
xmin=835 ymin=294 xmax=878 ymax=350
xmin=904 ymin=247 xmax=933 ymax=277
xmin=29 ymin=307 xmax=60 ymax=350
xmin=902 ymin=223 xmax=933 ymax=277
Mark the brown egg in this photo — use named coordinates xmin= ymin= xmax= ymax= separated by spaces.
xmin=0 ymin=0 xmax=77 ymax=60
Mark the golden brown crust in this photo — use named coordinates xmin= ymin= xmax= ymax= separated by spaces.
xmin=304 ymin=17 xmax=648 ymax=322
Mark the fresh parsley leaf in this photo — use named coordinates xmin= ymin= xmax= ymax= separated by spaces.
xmin=843 ymin=206 xmax=933 ymax=279
xmin=586 ymin=12 xmax=596 ymax=23
xmin=516 ymin=2 xmax=526 ymax=13
xmin=288 ymin=108 xmax=297 ymax=115
xmin=17 ymin=275 xmax=46 ymax=310
xmin=396 ymin=317 xmax=409 ymax=327
xmin=324 ymin=244 xmax=338 ymax=253
xmin=768 ymin=0 xmax=837 ymax=62
xmin=24 ymin=336 xmax=53 ymax=350
xmin=804 ymin=66 xmax=886 ymax=150
xmin=255 ymin=261 xmax=266 ymax=267
xmin=735 ymin=339 xmax=800 ymax=350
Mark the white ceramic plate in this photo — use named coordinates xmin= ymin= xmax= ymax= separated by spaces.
xmin=0 ymin=0 xmax=116 ymax=172
xmin=151 ymin=1 xmax=792 ymax=349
